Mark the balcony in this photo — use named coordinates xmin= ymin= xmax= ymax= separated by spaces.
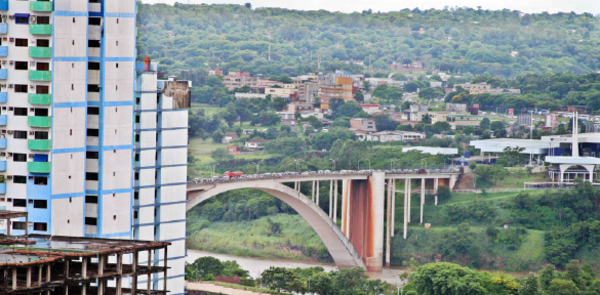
xmin=28 ymin=116 xmax=51 ymax=128
xmin=0 ymin=24 xmax=7 ymax=34
xmin=28 ymin=139 xmax=50 ymax=151
xmin=0 ymin=69 xmax=7 ymax=80
xmin=0 ymin=46 xmax=7 ymax=57
xmin=0 ymin=161 xmax=6 ymax=172
xmin=28 ymin=93 xmax=51 ymax=105
xmin=28 ymin=162 xmax=50 ymax=173
xmin=0 ymin=1 xmax=7 ymax=11
xmin=30 ymin=24 xmax=52 ymax=35
xmin=0 ymin=92 xmax=6 ymax=103
xmin=29 ymin=47 xmax=51 ymax=58
xmin=30 ymin=1 xmax=52 ymax=12
xmin=29 ymin=70 xmax=51 ymax=81
xmin=0 ymin=183 xmax=5 ymax=194
xmin=0 ymin=115 xmax=6 ymax=126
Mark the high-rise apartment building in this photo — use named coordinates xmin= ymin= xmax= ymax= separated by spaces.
xmin=0 ymin=1 xmax=188 ymax=294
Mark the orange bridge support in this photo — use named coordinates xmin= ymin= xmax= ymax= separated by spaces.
xmin=341 ymin=172 xmax=385 ymax=271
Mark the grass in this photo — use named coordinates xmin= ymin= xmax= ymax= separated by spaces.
xmin=202 ymin=281 xmax=291 ymax=294
xmin=186 ymin=214 xmax=330 ymax=262
xmin=191 ymin=103 xmax=226 ymax=116
xmin=515 ymin=229 xmax=545 ymax=262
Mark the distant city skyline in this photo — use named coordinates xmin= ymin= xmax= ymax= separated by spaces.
xmin=141 ymin=0 xmax=600 ymax=14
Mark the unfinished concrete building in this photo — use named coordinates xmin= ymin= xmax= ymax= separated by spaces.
xmin=0 ymin=224 xmax=171 ymax=294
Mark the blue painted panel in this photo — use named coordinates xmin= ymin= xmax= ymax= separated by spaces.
xmin=0 ymin=92 xmax=6 ymax=103
xmin=0 ymin=24 xmax=7 ymax=34
xmin=0 ymin=161 xmax=5 ymax=171
xmin=0 ymin=1 xmax=7 ymax=11
xmin=0 ymin=183 xmax=5 ymax=194
xmin=0 ymin=138 xmax=6 ymax=149
xmin=0 ymin=69 xmax=7 ymax=80
xmin=27 ymin=175 xmax=51 ymax=234
xmin=0 ymin=46 xmax=7 ymax=57
xmin=0 ymin=115 xmax=6 ymax=126
xmin=33 ymin=154 xmax=48 ymax=162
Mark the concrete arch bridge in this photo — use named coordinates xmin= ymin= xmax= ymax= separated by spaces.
xmin=186 ymin=169 xmax=460 ymax=271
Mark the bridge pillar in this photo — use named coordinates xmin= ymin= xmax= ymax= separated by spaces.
xmin=341 ymin=172 xmax=385 ymax=271
xmin=420 ymin=178 xmax=425 ymax=225
xmin=434 ymin=178 xmax=439 ymax=205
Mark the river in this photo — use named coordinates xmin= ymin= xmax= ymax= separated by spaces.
xmin=186 ymin=249 xmax=405 ymax=285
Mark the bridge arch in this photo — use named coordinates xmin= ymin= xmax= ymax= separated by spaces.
xmin=187 ymin=180 xmax=366 ymax=269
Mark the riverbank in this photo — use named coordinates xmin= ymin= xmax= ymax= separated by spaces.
xmin=186 ymin=249 xmax=406 ymax=285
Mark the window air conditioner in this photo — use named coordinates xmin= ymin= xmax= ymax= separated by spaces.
xmin=8 ymin=84 xmax=12 ymax=88
xmin=28 ymin=131 xmax=34 ymax=136
xmin=8 ymin=15 xmax=13 ymax=20
xmin=30 ymin=16 xmax=36 ymax=23
xmin=6 ymin=130 xmax=12 ymax=135
xmin=8 ymin=107 xmax=12 ymax=111
xmin=6 ymin=175 xmax=12 ymax=180
xmin=7 ymin=152 xmax=12 ymax=156
xmin=8 ymin=60 xmax=13 ymax=65
xmin=29 ymin=85 xmax=34 ymax=89
xmin=28 ymin=154 xmax=33 ymax=158
xmin=29 ymin=108 xmax=34 ymax=112
xmin=8 ymin=38 xmax=13 ymax=42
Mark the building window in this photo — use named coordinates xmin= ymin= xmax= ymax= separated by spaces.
xmin=134 ymin=153 xmax=139 ymax=162
xmin=36 ymin=63 xmax=49 ymax=71
xmin=33 ymin=200 xmax=47 ymax=209
xmin=33 ymin=176 xmax=47 ymax=185
xmin=13 ymin=175 xmax=26 ymax=184
xmin=36 ymin=85 xmax=49 ymax=94
xmin=12 ymin=221 xmax=27 ymax=230
xmin=34 ymin=108 xmax=48 ymax=116
xmin=14 ymin=108 xmax=27 ymax=116
xmin=134 ymin=211 xmax=138 ymax=219
xmin=37 ymin=16 xmax=50 ymax=25
xmin=15 ymin=61 xmax=28 ymax=70
xmin=12 ymin=199 xmax=26 ymax=207
xmin=134 ymin=172 xmax=139 ymax=180
xmin=88 ymin=62 xmax=100 ymax=70
xmin=15 ymin=38 xmax=28 ymax=47
xmin=88 ymin=84 xmax=100 ymax=92
xmin=36 ymin=39 xmax=49 ymax=48
xmin=87 ymin=107 xmax=99 ymax=115
xmin=88 ymin=17 xmax=101 ymax=26
xmin=14 ymin=85 xmax=28 ymax=93
xmin=87 ymin=128 xmax=99 ymax=137
xmin=13 ymin=131 xmax=27 ymax=139
xmin=85 ymin=217 xmax=97 ymax=226
xmin=34 ymin=131 xmax=48 ymax=139
xmin=88 ymin=40 xmax=100 ymax=48
xmin=86 ymin=151 xmax=99 ymax=159
xmin=85 ymin=195 xmax=98 ymax=204
xmin=33 ymin=222 xmax=47 ymax=231
xmin=85 ymin=172 xmax=98 ymax=181
xmin=13 ymin=153 xmax=26 ymax=162
xmin=15 ymin=16 xmax=29 ymax=25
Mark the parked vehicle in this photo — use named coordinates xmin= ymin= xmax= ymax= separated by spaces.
xmin=223 ymin=171 xmax=244 ymax=178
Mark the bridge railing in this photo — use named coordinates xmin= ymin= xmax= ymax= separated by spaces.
xmin=188 ymin=168 xmax=461 ymax=187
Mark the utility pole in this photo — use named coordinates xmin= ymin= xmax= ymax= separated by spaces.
xmin=268 ymin=29 xmax=272 ymax=61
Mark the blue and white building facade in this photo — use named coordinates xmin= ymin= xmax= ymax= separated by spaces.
xmin=0 ymin=1 xmax=187 ymax=294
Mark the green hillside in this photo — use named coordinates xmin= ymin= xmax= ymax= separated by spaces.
xmin=137 ymin=3 xmax=600 ymax=80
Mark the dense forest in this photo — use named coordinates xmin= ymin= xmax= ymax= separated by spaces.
xmin=137 ymin=2 xmax=600 ymax=81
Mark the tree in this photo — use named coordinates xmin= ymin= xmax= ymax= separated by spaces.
xmin=479 ymin=118 xmax=491 ymax=130
xmin=547 ymin=279 xmax=581 ymax=295
xmin=272 ymin=97 xmax=288 ymax=111
xmin=518 ymin=274 xmax=539 ymax=295
xmin=211 ymin=131 xmax=224 ymax=143
xmin=421 ymin=115 xmax=432 ymax=124
xmin=188 ymin=256 xmax=225 ymax=280
xmin=261 ymin=267 xmax=298 ymax=293
xmin=411 ymin=262 xmax=488 ymax=295
xmin=539 ymin=264 xmax=556 ymax=291
xmin=374 ymin=114 xmax=399 ymax=131
xmin=418 ymin=87 xmax=445 ymax=99
xmin=244 ymin=2 xmax=252 ymax=9
xmin=354 ymin=90 xmax=364 ymax=103
xmin=437 ymin=185 xmax=451 ymax=203
xmin=363 ymin=81 xmax=370 ymax=92
xmin=211 ymin=148 xmax=234 ymax=162
xmin=432 ymin=121 xmax=451 ymax=134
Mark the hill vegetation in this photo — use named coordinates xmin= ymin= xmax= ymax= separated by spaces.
xmin=137 ymin=3 xmax=600 ymax=82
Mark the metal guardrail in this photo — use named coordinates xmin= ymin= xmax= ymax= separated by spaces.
xmin=188 ymin=168 xmax=461 ymax=187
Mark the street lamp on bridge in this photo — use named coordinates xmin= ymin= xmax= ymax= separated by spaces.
xmin=330 ymin=159 xmax=336 ymax=171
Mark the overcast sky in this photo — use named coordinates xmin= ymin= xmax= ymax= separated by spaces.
xmin=141 ymin=0 xmax=600 ymax=14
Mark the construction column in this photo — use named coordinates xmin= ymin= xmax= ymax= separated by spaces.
xmin=420 ymin=179 xmax=425 ymax=225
